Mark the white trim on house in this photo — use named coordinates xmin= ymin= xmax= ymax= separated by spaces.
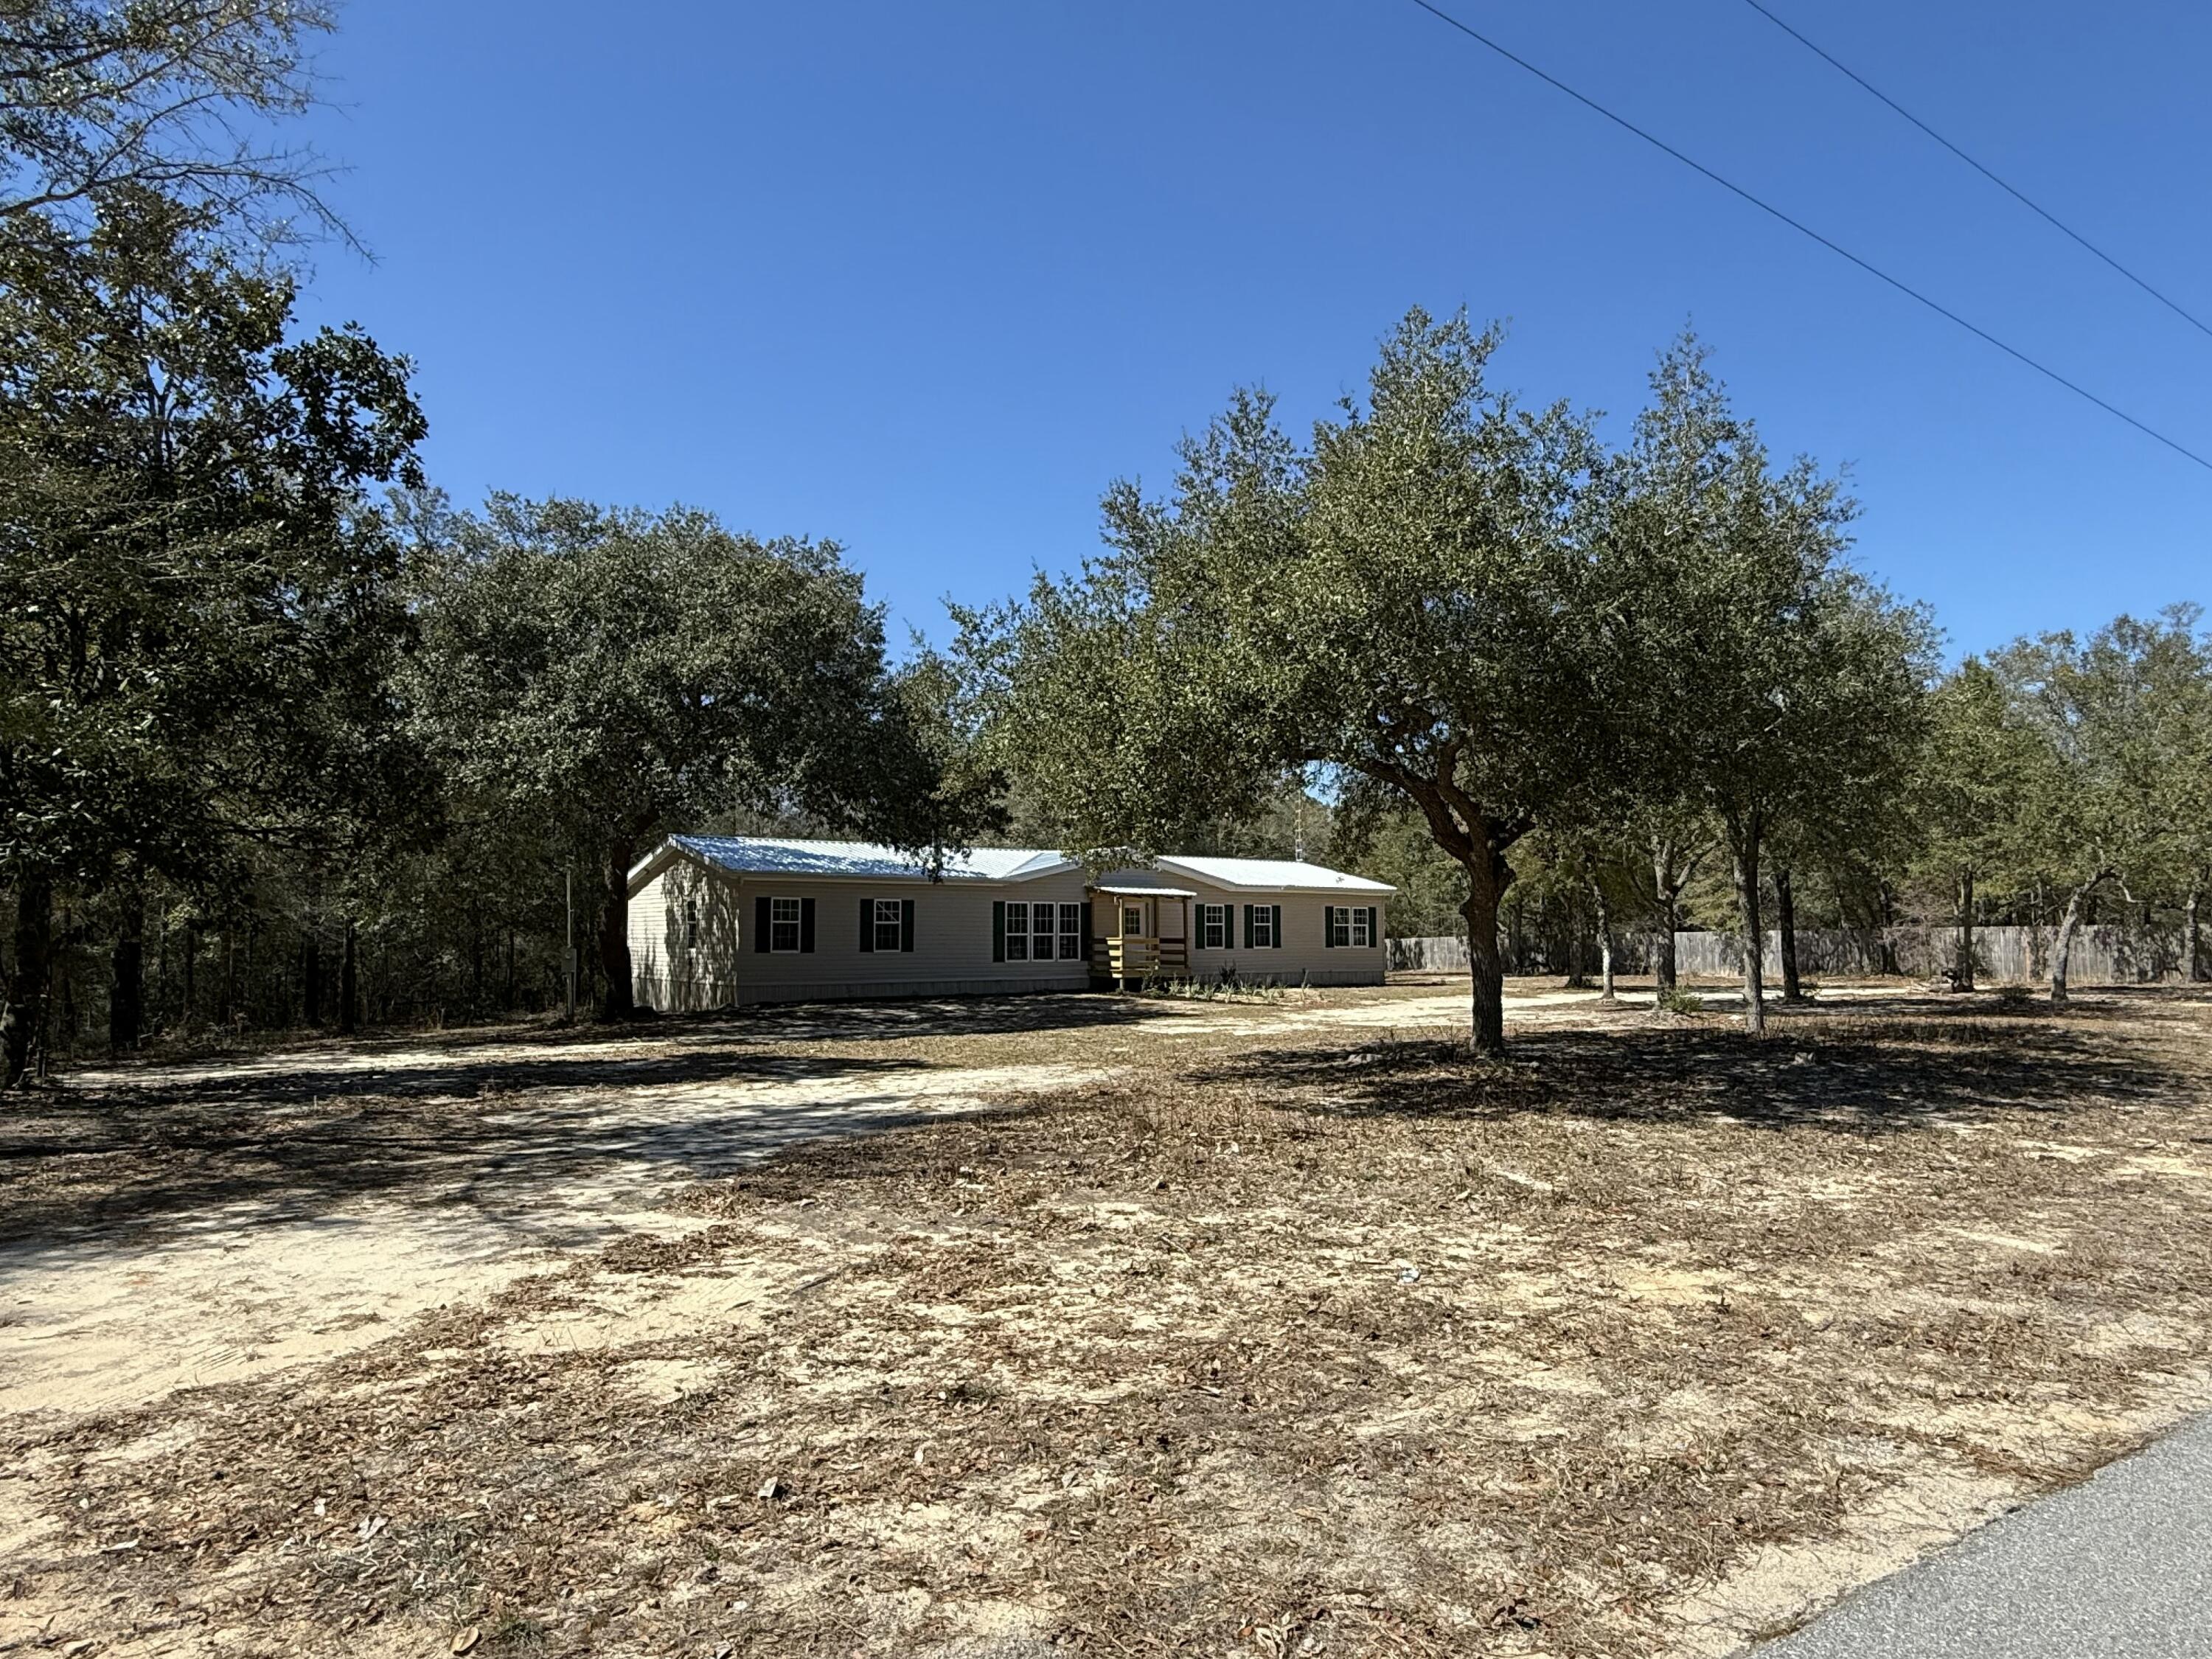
xmin=626 ymin=835 xmax=1395 ymax=1011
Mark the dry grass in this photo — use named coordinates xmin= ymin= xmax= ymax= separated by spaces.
xmin=9 ymin=987 xmax=2212 ymax=1657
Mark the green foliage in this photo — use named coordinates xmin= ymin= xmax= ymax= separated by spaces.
xmin=411 ymin=496 xmax=994 ymax=1017
xmin=1607 ymin=334 xmax=1936 ymax=1025
xmin=0 ymin=0 xmax=344 ymax=245
xmin=0 ymin=193 xmax=424 ymax=1079
xmin=960 ymin=309 xmax=1617 ymax=1051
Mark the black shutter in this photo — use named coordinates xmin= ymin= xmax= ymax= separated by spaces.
xmin=1366 ymin=905 xmax=1379 ymax=947
xmin=1080 ymin=901 xmax=1092 ymax=960
xmin=1272 ymin=904 xmax=1283 ymax=948
xmin=1242 ymin=904 xmax=1253 ymax=949
xmin=1323 ymin=905 xmax=1335 ymax=947
xmin=992 ymin=900 xmax=1006 ymax=962
xmin=900 ymin=898 xmax=916 ymax=953
xmin=754 ymin=895 xmax=771 ymax=953
xmin=799 ymin=896 xmax=815 ymax=953
xmin=859 ymin=897 xmax=874 ymax=953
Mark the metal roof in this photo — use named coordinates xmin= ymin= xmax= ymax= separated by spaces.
xmin=633 ymin=836 xmax=1395 ymax=895
xmin=655 ymin=835 xmax=1076 ymax=884
xmin=1152 ymin=855 xmax=1396 ymax=894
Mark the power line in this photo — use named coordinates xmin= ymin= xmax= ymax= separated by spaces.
xmin=1740 ymin=0 xmax=2212 ymax=344
xmin=1402 ymin=0 xmax=2212 ymax=476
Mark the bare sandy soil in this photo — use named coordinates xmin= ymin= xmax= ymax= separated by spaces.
xmin=5 ymin=979 xmax=2212 ymax=1658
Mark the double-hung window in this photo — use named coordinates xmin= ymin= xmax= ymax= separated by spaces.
xmin=1250 ymin=905 xmax=1276 ymax=949
xmin=1004 ymin=901 xmax=1031 ymax=961
xmin=1057 ymin=902 xmax=1083 ymax=960
xmin=1032 ymin=901 xmax=1057 ymax=960
xmin=768 ymin=897 xmax=802 ymax=953
xmin=684 ymin=900 xmax=700 ymax=953
xmin=872 ymin=898 xmax=902 ymax=953
xmin=1327 ymin=905 xmax=1374 ymax=947
xmin=1200 ymin=903 xmax=1228 ymax=950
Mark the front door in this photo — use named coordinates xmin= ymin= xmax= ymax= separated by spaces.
xmin=1121 ymin=903 xmax=1144 ymax=939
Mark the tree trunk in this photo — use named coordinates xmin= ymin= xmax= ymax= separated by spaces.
xmin=1650 ymin=837 xmax=1684 ymax=992
xmin=1448 ymin=841 xmax=1517 ymax=1057
xmin=1775 ymin=865 xmax=1802 ymax=1003
xmin=3 ymin=875 xmax=54 ymax=1088
xmin=2050 ymin=875 xmax=2105 ymax=1006
xmin=109 ymin=883 xmax=145 ymax=1056
xmin=181 ymin=920 xmax=197 ymax=1029
xmin=599 ymin=835 xmax=638 ymax=1020
xmin=2187 ymin=879 xmax=2205 ymax=984
xmin=1728 ymin=811 xmax=1767 ymax=1034
xmin=1590 ymin=874 xmax=1616 ymax=1001
xmin=1956 ymin=867 xmax=1977 ymax=992
xmin=338 ymin=917 xmax=358 ymax=1035
xmin=302 ymin=925 xmax=323 ymax=1026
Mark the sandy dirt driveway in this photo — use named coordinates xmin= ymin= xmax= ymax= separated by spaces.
xmin=0 ymin=978 xmax=1624 ymax=1422
xmin=0 ymin=1008 xmax=1140 ymax=1420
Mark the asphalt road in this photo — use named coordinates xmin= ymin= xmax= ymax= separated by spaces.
xmin=1756 ymin=1411 xmax=2212 ymax=1658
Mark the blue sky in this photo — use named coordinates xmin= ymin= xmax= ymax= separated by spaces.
xmin=291 ymin=0 xmax=2212 ymax=659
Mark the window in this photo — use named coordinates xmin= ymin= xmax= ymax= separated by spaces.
xmin=1328 ymin=905 xmax=1374 ymax=947
xmin=1122 ymin=905 xmax=1144 ymax=939
xmin=1201 ymin=903 xmax=1228 ymax=950
xmin=684 ymin=900 xmax=700 ymax=953
xmin=1058 ymin=902 xmax=1083 ymax=960
xmin=1004 ymin=901 xmax=1030 ymax=961
xmin=769 ymin=897 xmax=801 ymax=953
xmin=1352 ymin=906 xmax=1372 ymax=948
xmin=873 ymin=898 xmax=902 ymax=953
xmin=1032 ymin=900 xmax=1056 ymax=959
xmin=1250 ymin=904 xmax=1276 ymax=949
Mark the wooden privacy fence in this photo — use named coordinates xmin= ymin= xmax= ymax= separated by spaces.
xmin=1388 ymin=925 xmax=2194 ymax=985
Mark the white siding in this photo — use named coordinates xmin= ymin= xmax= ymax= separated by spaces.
xmin=631 ymin=855 xmax=1092 ymax=1009
xmin=1099 ymin=871 xmax=1385 ymax=987
xmin=631 ymin=852 xmax=1386 ymax=1009
xmin=630 ymin=860 xmax=747 ymax=1012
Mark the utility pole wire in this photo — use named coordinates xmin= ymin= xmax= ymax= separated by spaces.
xmin=1739 ymin=0 xmax=2212 ymax=344
xmin=1402 ymin=0 xmax=2212 ymax=476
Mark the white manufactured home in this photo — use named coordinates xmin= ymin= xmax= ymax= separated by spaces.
xmin=627 ymin=835 xmax=1394 ymax=1010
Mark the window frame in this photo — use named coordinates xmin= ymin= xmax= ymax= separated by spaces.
xmin=1251 ymin=904 xmax=1276 ymax=949
xmin=1004 ymin=900 xmax=1031 ymax=961
xmin=1201 ymin=903 xmax=1227 ymax=950
xmin=872 ymin=897 xmax=903 ymax=953
xmin=1352 ymin=906 xmax=1371 ymax=948
xmin=1031 ymin=899 xmax=1056 ymax=959
xmin=768 ymin=896 xmax=802 ymax=953
xmin=1057 ymin=902 xmax=1083 ymax=961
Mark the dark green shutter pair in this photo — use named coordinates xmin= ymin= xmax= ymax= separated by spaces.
xmin=857 ymin=897 xmax=919 ymax=953
xmin=1239 ymin=904 xmax=1284 ymax=949
xmin=750 ymin=894 xmax=816 ymax=952
xmin=1321 ymin=904 xmax=1380 ymax=947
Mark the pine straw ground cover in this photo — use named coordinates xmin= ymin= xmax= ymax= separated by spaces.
xmin=13 ymin=990 xmax=2212 ymax=1658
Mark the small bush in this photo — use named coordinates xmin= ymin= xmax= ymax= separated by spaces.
xmin=1994 ymin=983 xmax=2038 ymax=1012
xmin=1653 ymin=984 xmax=1705 ymax=1016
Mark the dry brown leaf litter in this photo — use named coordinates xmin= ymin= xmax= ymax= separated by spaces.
xmin=7 ymin=987 xmax=2212 ymax=1658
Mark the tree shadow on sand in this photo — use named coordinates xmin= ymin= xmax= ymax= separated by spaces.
xmin=1205 ymin=998 xmax=2201 ymax=1136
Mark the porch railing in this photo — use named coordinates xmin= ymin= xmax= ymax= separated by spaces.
xmin=1096 ymin=934 xmax=1188 ymax=979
